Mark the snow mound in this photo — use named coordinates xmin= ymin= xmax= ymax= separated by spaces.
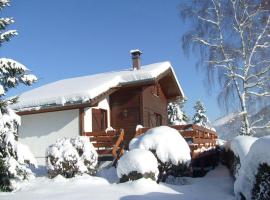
xmin=229 ymin=135 xmax=258 ymax=164
xmin=117 ymin=149 xmax=159 ymax=181
xmin=46 ymin=136 xmax=98 ymax=178
xmin=234 ymin=136 xmax=270 ymax=199
xmin=129 ymin=126 xmax=191 ymax=165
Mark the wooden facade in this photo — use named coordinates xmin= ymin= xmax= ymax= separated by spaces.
xmin=109 ymin=83 xmax=168 ymax=146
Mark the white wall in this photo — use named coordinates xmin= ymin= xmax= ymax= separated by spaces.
xmin=84 ymin=96 xmax=110 ymax=132
xmin=19 ymin=109 xmax=79 ymax=165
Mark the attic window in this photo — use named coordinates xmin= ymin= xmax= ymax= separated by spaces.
xmin=152 ymin=85 xmax=160 ymax=97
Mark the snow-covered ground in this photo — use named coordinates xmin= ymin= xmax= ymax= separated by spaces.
xmin=0 ymin=165 xmax=235 ymax=200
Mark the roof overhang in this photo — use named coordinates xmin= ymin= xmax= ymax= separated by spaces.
xmin=16 ymin=63 xmax=184 ymax=115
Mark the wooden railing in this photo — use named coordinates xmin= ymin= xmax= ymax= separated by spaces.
xmin=83 ymin=129 xmax=125 ymax=160
xmin=135 ymin=124 xmax=218 ymax=159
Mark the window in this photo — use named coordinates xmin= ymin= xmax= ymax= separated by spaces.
xmin=155 ymin=113 xmax=162 ymax=126
xmin=152 ymin=85 xmax=160 ymax=97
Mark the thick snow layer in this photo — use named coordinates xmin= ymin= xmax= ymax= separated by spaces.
xmin=12 ymin=62 xmax=184 ymax=110
xmin=129 ymin=126 xmax=191 ymax=165
xmin=117 ymin=149 xmax=159 ymax=180
xmin=16 ymin=142 xmax=38 ymax=168
xmin=229 ymin=135 xmax=258 ymax=164
xmin=234 ymin=136 xmax=270 ymax=199
xmin=0 ymin=165 xmax=234 ymax=200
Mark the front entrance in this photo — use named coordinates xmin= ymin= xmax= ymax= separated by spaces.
xmin=92 ymin=108 xmax=108 ymax=131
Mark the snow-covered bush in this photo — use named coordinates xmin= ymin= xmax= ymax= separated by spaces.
xmin=117 ymin=149 xmax=159 ymax=183
xmin=46 ymin=136 xmax=98 ymax=178
xmin=227 ymin=135 xmax=257 ymax=178
xmin=129 ymin=126 xmax=191 ymax=182
xmin=234 ymin=136 xmax=270 ymax=200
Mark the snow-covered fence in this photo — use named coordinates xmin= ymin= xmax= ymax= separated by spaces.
xmin=83 ymin=129 xmax=125 ymax=162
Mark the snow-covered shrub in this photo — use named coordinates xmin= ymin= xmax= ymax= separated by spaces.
xmin=227 ymin=135 xmax=257 ymax=178
xmin=117 ymin=149 xmax=159 ymax=183
xmin=129 ymin=126 xmax=191 ymax=182
xmin=234 ymin=136 xmax=270 ymax=200
xmin=252 ymin=163 xmax=270 ymax=200
xmin=46 ymin=136 xmax=98 ymax=178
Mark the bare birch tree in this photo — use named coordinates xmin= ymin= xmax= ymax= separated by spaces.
xmin=180 ymin=0 xmax=270 ymax=135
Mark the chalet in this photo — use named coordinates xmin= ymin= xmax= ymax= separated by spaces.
xmin=12 ymin=50 xmax=184 ymax=164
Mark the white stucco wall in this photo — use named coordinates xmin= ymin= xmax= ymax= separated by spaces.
xmin=18 ymin=109 xmax=79 ymax=165
xmin=84 ymin=96 xmax=110 ymax=132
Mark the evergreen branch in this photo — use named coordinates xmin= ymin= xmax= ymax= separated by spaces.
xmin=0 ymin=18 xmax=14 ymax=30
xmin=0 ymin=30 xmax=17 ymax=45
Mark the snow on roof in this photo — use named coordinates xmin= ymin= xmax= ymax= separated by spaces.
xmin=12 ymin=61 xmax=184 ymax=111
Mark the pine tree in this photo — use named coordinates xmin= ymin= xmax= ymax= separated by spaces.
xmin=168 ymin=99 xmax=189 ymax=125
xmin=192 ymin=101 xmax=214 ymax=130
xmin=0 ymin=0 xmax=37 ymax=191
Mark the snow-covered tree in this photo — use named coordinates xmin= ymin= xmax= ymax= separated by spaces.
xmin=0 ymin=0 xmax=37 ymax=191
xmin=192 ymin=101 xmax=214 ymax=130
xmin=168 ymin=99 xmax=189 ymax=125
xmin=180 ymin=0 xmax=270 ymax=135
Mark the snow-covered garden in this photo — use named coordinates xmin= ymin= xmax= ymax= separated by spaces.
xmin=0 ymin=127 xmax=235 ymax=200
xmin=1 ymin=0 xmax=270 ymax=199
xmin=2 ymin=123 xmax=270 ymax=200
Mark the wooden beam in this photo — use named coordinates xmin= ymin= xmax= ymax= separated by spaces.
xmin=79 ymin=108 xmax=85 ymax=136
xmin=17 ymin=102 xmax=91 ymax=116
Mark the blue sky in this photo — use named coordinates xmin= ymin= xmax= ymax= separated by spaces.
xmin=2 ymin=0 xmax=225 ymax=121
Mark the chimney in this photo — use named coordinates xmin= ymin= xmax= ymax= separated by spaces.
xmin=130 ymin=49 xmax=142 ymax=70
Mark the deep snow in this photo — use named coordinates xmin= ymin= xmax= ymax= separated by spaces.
xmin=129 ymin=126 xmax=191 ymax=165
xmin=0 ymin=165 xmax=235 ymax=200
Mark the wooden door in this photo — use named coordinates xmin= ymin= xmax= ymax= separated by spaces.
xmin=92 ymin=108 xmax=107 ymax=132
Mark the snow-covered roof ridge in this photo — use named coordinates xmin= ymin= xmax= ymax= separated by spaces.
xmin=12 ymin=61 xmax=184 ymax=111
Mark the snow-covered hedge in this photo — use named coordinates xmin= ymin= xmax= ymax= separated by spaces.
xmin=227 ymin=135 xmax=257 ymax=178
xmin=129 ymin=126 xmax=191 ymax=182
xmin=234 ymin=136 xmax=270 ymax=200
xmin=117 ymin=149 xmax=159 ymax=183
xmin=46 ymin=136 xmax=98 ymax=178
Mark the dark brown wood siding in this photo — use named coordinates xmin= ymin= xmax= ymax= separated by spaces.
xmin=142 ymin=83 xmax=168 ymax=127
xmin=110 ymin=87 xmax=142 ymax=145
xmin=92 ymin=108 xmax=108 ymax=132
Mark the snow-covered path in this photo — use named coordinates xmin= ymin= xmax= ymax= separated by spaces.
xmin=0 ymin=165 xmax=235 ymax=200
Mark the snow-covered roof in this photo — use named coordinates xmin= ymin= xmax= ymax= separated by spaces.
xmin=12 ymin=61 xmax=184 ymax=111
